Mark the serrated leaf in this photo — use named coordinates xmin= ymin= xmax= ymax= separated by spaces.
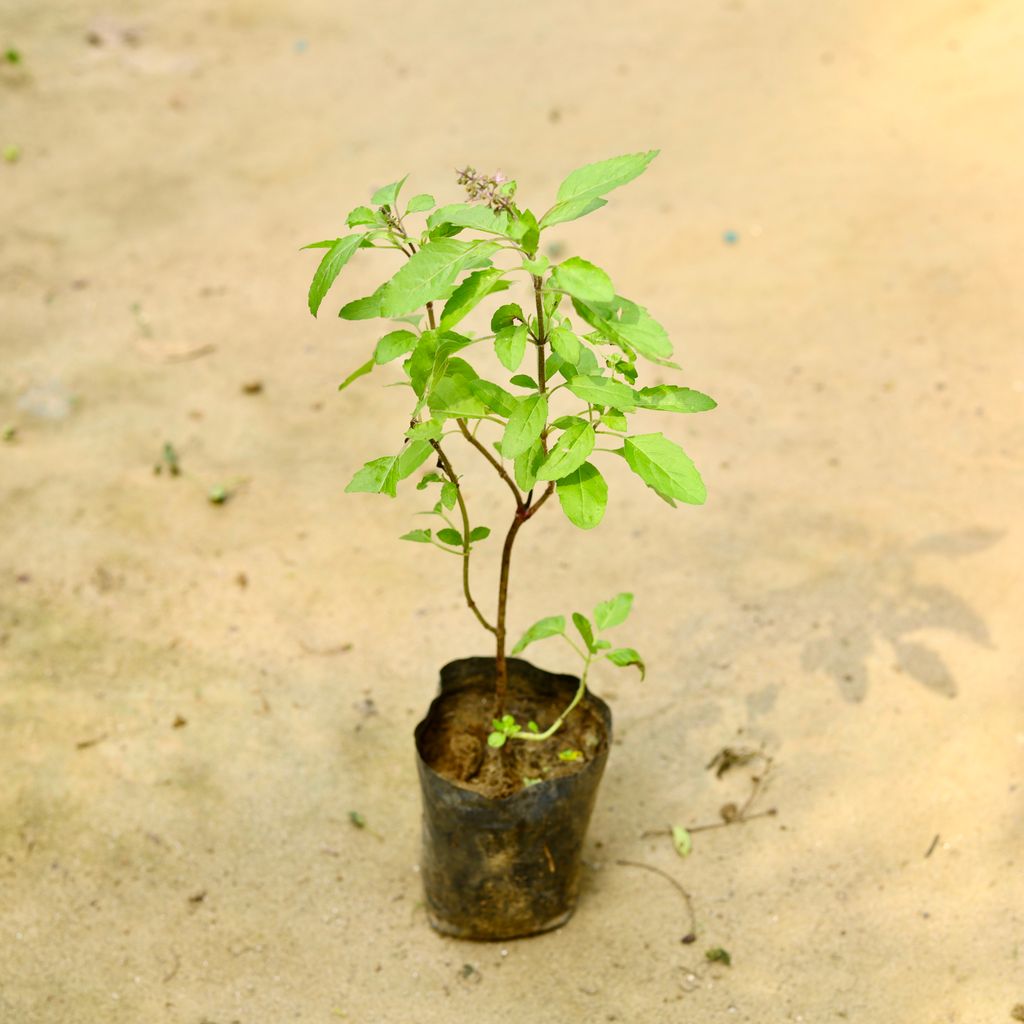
xmin=572 ymin=612 xmax=595 ymax=651
xmin=521 ymin=255 xmax=549 ymax=274
xmin=672 ymin=825 xmax=692 ymax=858
xmin=380 ymin=239 xmax=500 ymax=317
xmin=400 ymin=529 xmax=432 ymax=543
xmin=554 ymin=150 xmax=659 ymax=206
xmin=374 ymin=329 xmax=418 ymax=365
xmin=491 ymin=303 xmax=524 ymax=332
xmin=536 ymin=421 xmax=595 ymax=481
xmin=469 ymin=526 xmax=490 ymax=542
xmin=406 ymin=193 xmax=435 ymax=213
xmin=539 ymin=195 xmax=608 ymax=230
xmin=594 ymin=592 xmax=633 ymax=630
xmin=502 ymin=393 xmax=548 ymax=458
xmin=339 ymin=287 xmax=385 ymax=321
xmin=439 ymin=268 xmax=508 ymax=331
xmin=346 ymin=206 xmax=380 ymax=227
xmin=514 ymin=439 xmax=544 ymax=492
xmin=405 ymin=420 xmax=443 ymax=441
xmin=469 ymin=379 xmax=518 ymax=418
xmin=426 ymin=203 xmax=512 ymax=235
xmin=636 ymin=386 xmax=717 ymax=413
xmin=428 ymin=359 xmax=488 ymax=418
xmin=495 ymin=323 xmax=528 ymax=371
xmin=345 ymin=456 xmax=400 ymax=498
xmin=338 ymin=358 xmax=375 ymax=392
xmin=550 ymin=257 xmax=614 ymax=305
xmin=437 ymin=527 xmax=462 ymax=546
xmin=623 ymin=434 xmax=706 ymax=504
xmin=556 ymin=462 xmax=607 ymax=529
xmin=371 ymin=175 xmax=408 ymax=207
xmin=566 ymin=374 xmax=637 ymax=411
xmin=606 ymin=647 xmax=646 ymax=679
xmin=308 ymin=234 xmax=363 ymax=317
xmin=548 ymin=326 xmax=582 ymax=364
xmin=511 ymin=615 xmax=566 ymax=655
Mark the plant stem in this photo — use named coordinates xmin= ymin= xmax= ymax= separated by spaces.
xmin=430 ymin=439 xmax=495 ymax=636
xmin=513 ymin=652 xmax=591 ymax=742
xmin=493 ymin=273 xmax=551 ymax=714
xmin=456 ymin=418 xmax=524 ymax=509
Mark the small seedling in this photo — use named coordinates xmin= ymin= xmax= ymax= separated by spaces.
xmin=304 ymin=153 xmax=715 ymax=749
xmin=671 ymin=825 xmax=693 ymax=858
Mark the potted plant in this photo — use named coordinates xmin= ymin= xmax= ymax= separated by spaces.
xmin=303 ymin=152 xmax=714 ymax=940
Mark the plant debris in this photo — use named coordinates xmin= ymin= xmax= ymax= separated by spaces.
xmin=705 ymin=946 xmax=732 ymax=966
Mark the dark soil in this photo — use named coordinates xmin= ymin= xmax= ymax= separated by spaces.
xmin=418 ymin=685 xmax=608 ymax=799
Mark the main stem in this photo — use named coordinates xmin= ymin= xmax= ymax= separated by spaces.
xmin=492 ymin=273 xmax=553 ymax=714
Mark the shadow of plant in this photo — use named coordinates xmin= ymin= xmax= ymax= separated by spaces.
xmin=796 ymin=527 xmax=998 ymax=700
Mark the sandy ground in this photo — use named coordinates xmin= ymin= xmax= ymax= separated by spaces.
xmin=2 ymin=1 xmax=1023 ymax=1021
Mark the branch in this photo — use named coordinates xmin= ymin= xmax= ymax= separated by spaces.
xmin=456 ymin=418 xmax=525 ymax=510
xmin=430 ymin=439 xmax=495 ymax=635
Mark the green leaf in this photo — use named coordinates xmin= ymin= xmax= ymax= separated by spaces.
xmin=558 ymin=749 xmax=583 ymax=762
xmin=487 ymin=732 xmax=507 ymax=749
xmin=511 ymin=615 xmax=566 ymax=655
xmin=491 ymin=303 xmax=524 ymax=332
xmin=536 ymin=421 xmax=595 ymax=481
xmin=437 ymin=527 xmax=462 ymax=546
xmin=509 ymin=374 xmax=537 ymax=389
xmin=623 ymin=434 xmax=706 ymax=504
xmin=672 ymin=825 xmax=693 ymax=858
xmin=566 ymin=374 xmax=637 ymax=411
xmin=339 ymin=287 xmax=385 ymax=321
xmin=705 ymin=948 xmax=732 ymax=967
xmin=469 ymin=526 xmax=491 ymax=541
xmin=428 ymin=359 xmax=489 ymax=418
xmin=301 ymin=238 xmax=340 ymax=250
xmin=439 ymin=268 xmax=508 ymax=331
xmin=606 ymin=647 xmax=646 ymax=679
xmin=495 ymin=323 xmax=528 ymax=371
xmin=374 ymin=329 xmax=418 ymax=365
xmin=510 ymin=209 xmax=540 ymax=253
xmin=345 ymin=456 xmax=400 ymax=498
xmin=371 ymin=174 xmax=408 ymax=207
xmin=338 ymin=358 xmax=375 ymax=391
xmin=601 ymin=409 xmax=628 ymax=432
xmin=347 ymin=440 xmax=433 ymax=498
xmin=554 ymin=150 xmax=659 ymax=206
xmin=346 ymin=206 xmax=380 ymax=227
xmin=550 ymin=257 xmax=614 ymax=305
xmin=406 ymin=193 xmax=435 ymax=213
xmin=514 ymin=440 xmax=544 ymax=492
xmin=636 ymin=386 xmax=717 ymax=413
xmin=440 ymin=482 xmax=457 ymax=509
xmin=308 ymin=234 xmax=363 ymax=317
xmin=539 ymin=195 xmax=608 ymax=230
xmin=612 ymin=301 xmax=673 ymax=361
xmin=572 ymin=612 xmax=596 ymax=651
xmin=405 ymin=420 xmax=443 ymax=441
xmin=521 ymin=255 xmax=549 ymax=275
xmin=502 ymin=394 xmax=548 ymax=458
xmin=548 ymin=326 xmax=582 ymax=364
xmin=400 ymin=529 xmax=432 ymax=543
xmin=527 ymin=721 xmax=540 ymax=733
xmin=594 ymin=593 xmax=633 ymax=630
xmin=427 ymin=204 xmax=512 ymax=235
xmin=380 ymin=239 xmax=500 ymax=317
xmin=556 ymin=462 xmax=607 ymax=529
xmin=469 ymin=379 xmax=517 ymax=418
